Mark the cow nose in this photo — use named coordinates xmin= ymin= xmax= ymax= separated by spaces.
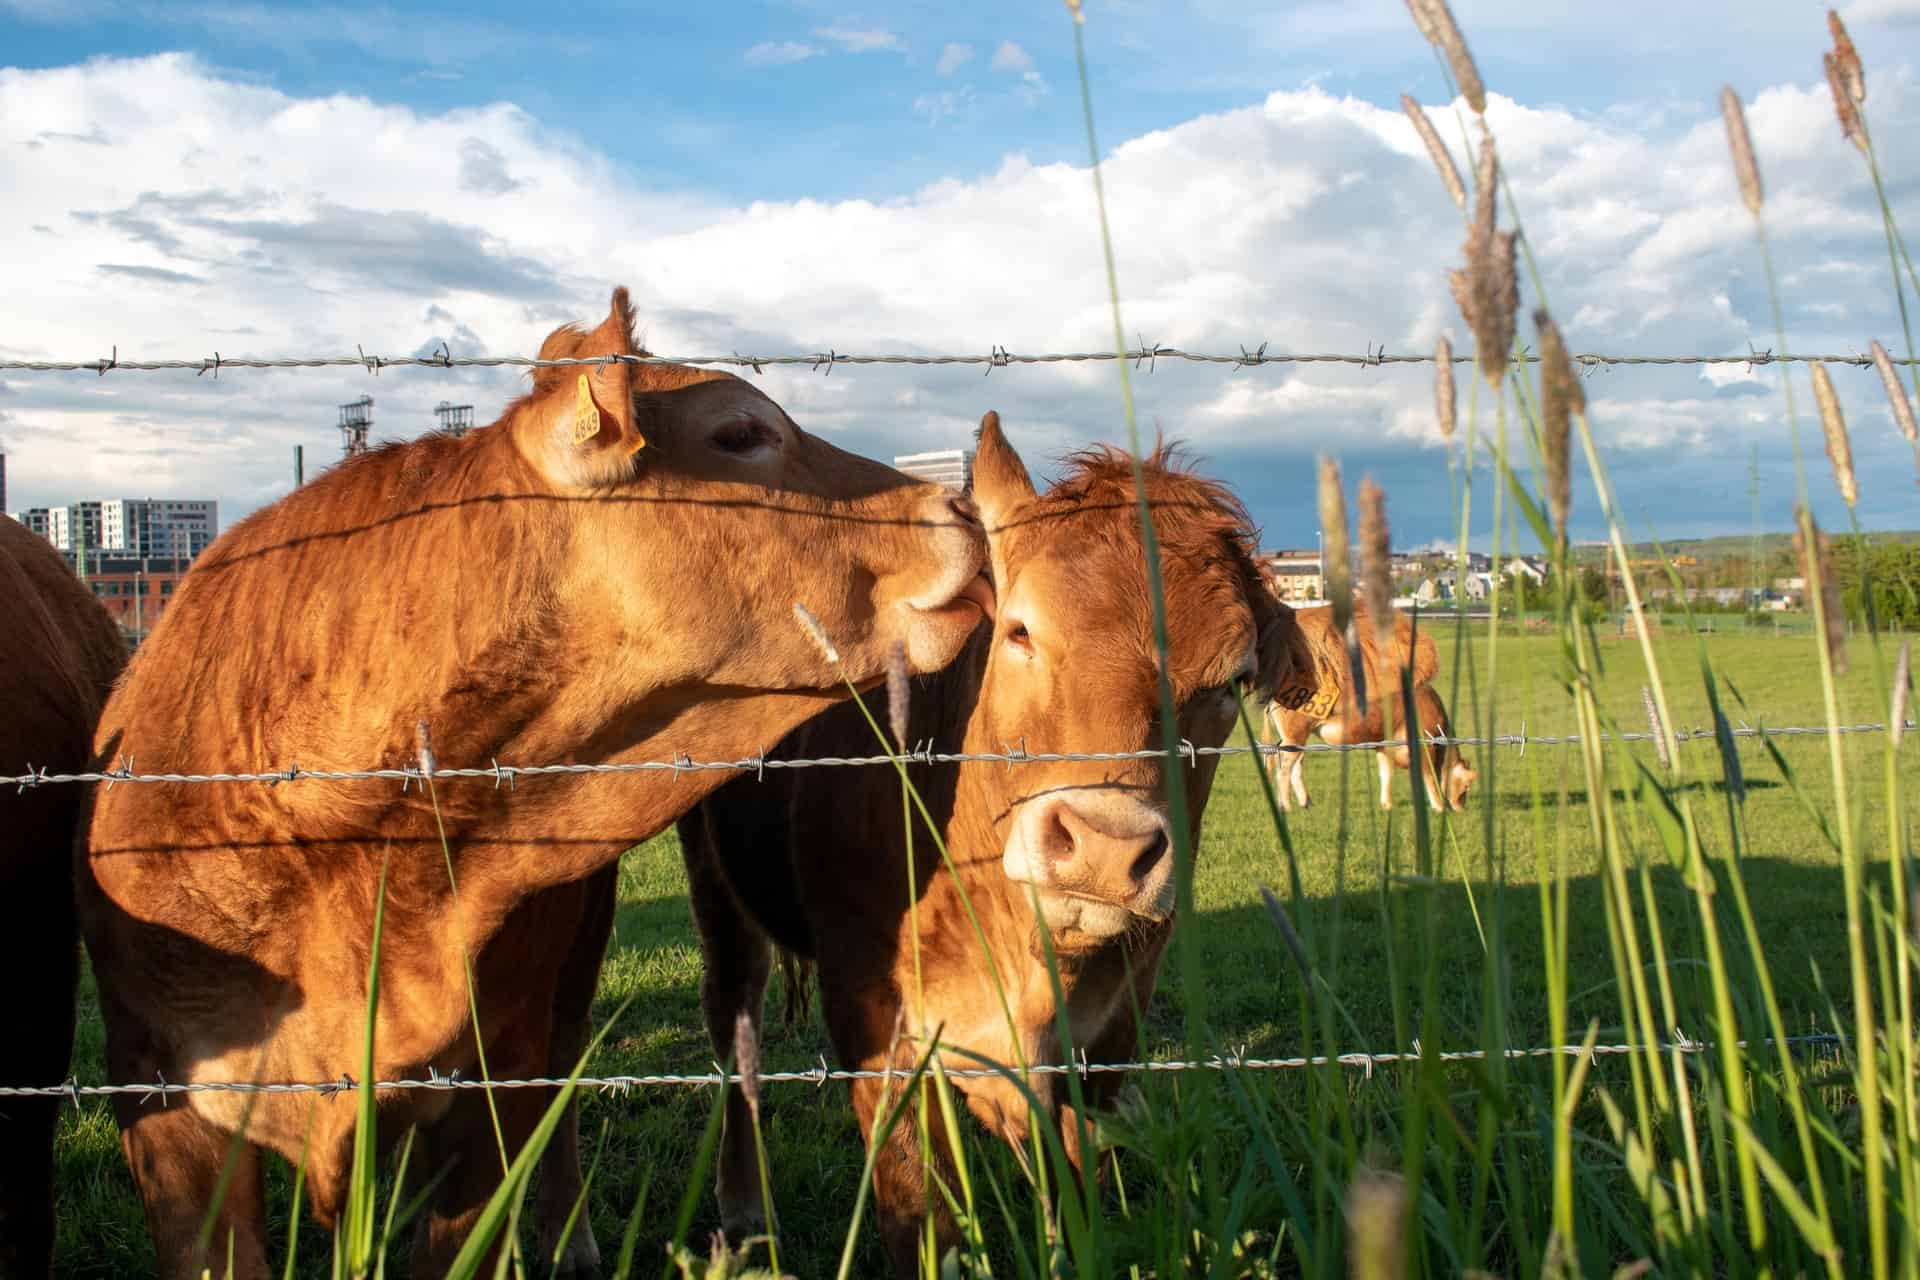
xmin=945 ymin=493 xmax=982 ymax=532
xmin=1032 ymin=797 xmax=1172 ymax=895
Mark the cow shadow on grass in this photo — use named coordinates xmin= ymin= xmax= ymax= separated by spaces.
xmin=1168 ymin=855 xmax=1856 ymax=1063
xmin=1481 ymin=775 xmax=1781 ymax=811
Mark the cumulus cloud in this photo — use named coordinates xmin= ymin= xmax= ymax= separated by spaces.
xmin=813 ymin=24 xmax=901 ymax=54
xmin=744 ymin=40 xmax=821 ymax=67
xmin=990 ymin=41 xmax=1033 ymax=73
xmin=936 ymin=42 xmax=974 ymax=77
xmin=1 ymin=55 xmax=1916 ymax=544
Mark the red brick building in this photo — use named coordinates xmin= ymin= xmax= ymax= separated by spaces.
xmin=69 ymin=554 xmax=190 ymax=637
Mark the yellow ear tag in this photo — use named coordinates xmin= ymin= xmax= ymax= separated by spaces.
xmin=571 ymin=374 xmax=601 ymax=445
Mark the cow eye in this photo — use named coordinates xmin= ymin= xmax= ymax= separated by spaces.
xmin=1004 ymin=621 xmax=1034 ymax=655
xmin=711 ymin=421 xmax=773 ymax=455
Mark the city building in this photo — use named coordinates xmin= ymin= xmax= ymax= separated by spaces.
xmin=893 ymin=448 xmax=973 ymax=491
xmin=66 ymin=554 xmax=191 ymax=635
xmin=1259 ymin=548 xmax=1324 ymax=602
xmin=10 ymin=497 xmax=217 ymax=559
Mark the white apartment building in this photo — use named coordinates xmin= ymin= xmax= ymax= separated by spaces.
xmin=9 ymin=498 xmax=218 ymax=559
xmin=893 ymin=448 xmax=973 ymax=491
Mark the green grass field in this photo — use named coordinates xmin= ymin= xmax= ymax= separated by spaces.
xmin=45 ymin=627 xmax=1918 ymax=1277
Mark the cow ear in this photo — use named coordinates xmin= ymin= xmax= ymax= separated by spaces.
xmin=1254 ymin=595 xmax=1317 ymax=700
xmin=971 ymin=411 xmax=1035 ymax=531
xmin=523 ymin=287 xmax=646 ymax=488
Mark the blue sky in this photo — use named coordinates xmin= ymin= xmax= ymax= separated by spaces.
xmin=2 ymin=0 xmax=1918 ymax=550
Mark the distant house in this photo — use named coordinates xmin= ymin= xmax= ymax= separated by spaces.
xmin=1261 ymin=549 xmax=1324 ymax=602
xmin=1504 ymin=556 xmax=1547 ymax=584
xmin=1462 ymin=571 xmax=1494 ymax=602
xmin=1413 ymin=577 xmax=1446 ymax=607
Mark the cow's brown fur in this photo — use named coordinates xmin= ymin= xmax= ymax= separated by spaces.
xmin=0 ymin=519 xmax=126 ymax=1277
xmin=674 ymin=417 xmax=1310 ymax=1274
xmin=1261 ymin=604 xmax=1475 ymax=811
xmin=76 ymin=288 xmax=992 ymax=1280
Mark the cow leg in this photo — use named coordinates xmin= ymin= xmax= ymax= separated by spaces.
xmin=407 ymin=1080 xmax=553 ymax=1280
xmin=0 ymin=841 xmax=77 ymax=1279
xmin=531 ymin=864 xmax=618 ymax=1280
xmin=114 ymin=1098 xmax=270 ymax=1280
xmin=1279 ymin=721 xmax=1311 ymax=811
xmin=1376 ymin=750 xmax=1396 ymax=810
xmin=1259 ymin=704 xmax=1284 ymax=798
xmin=682 ymin=811 xmax=776 ymax=1242
xmin=848 ymin=1066 xmax=963 ymax=1279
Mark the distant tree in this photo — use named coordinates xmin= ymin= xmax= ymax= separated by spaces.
xmin=1834 ymin=536 xmax=1920 ymax=630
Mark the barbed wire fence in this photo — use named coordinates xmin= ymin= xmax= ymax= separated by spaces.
xmin=0 ymin=1033 xmax=1852 ymax=1105
xmin=4 ymin=337 xmax=1908 ymax=1107
xmin=5 ymin=720 xmax=1912 ymax=791
xmin=4 ymin=345 xmax=1917 ymax=377
xmin=4 ymin=717 xmax=1902 ymax=1100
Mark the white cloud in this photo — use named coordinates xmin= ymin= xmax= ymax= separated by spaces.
xmin=2 ymin=56 xmax=1917 ymax=540
xmin=744 ymin=40 xmax=821 ymax=67
xmin=1841 ymin=0 xmax=1920 ymax=20
xmin=936 ymin=42 xmax=974 ymax=78
xmin=913 ymin=88 xmax=974 ymax=126
xmin=990 ymin=41 xmax=1033 ymax=73
xmin=813 ymin=24 xmax=901 ymax=54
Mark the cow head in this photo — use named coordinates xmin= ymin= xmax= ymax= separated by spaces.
xmin=509 ymin=289 xmax=991 ymax=702
xmin=961 ymin=413 xmax=1310 ymax=950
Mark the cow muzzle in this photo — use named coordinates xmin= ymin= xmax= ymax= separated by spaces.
xmin=1001 ymin=792 xmax=1176 ymax=941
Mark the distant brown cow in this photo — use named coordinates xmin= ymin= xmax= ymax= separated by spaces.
xmin=76 ymin=288 xmax=992 ymax=1280
xmin=1261 ymin=603 xmax=1476 ymax=812
xmin=675 ymin=417 xmax=1310 ymax=1274
xmin=0 ymin=518 xmax=126 ymax=1278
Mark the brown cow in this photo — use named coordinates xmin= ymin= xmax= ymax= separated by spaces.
xmin=0 ymin=518 xmax=127 ymax=1277
xmin=76 ymin=288 xmax=993 ymax=1280
xmin=674 ymin=416 xmax=1310 ymax=1274
xmin=1261 ymin=603 xmax=1475 ymax=812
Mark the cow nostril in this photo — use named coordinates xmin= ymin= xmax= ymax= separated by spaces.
xmin=1129 ymin=830 xmax=1170 ymax=885
xmin=1041 ymin=807 xmax=1077 ymax=865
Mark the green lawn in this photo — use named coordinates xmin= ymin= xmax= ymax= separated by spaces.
xmin=48 ymin=628 xmax=1919 ymax=1276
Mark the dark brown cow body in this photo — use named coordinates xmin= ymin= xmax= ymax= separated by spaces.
xmin=671 ymin=418 xmax=1308 ymax=1273
xmin=1262 ymin=603 xmax=1475 ymax=811
xmin=0 ymin=517 xmax=126 ymax=1277
xmin=76 ymin=289 xmax=991 ymax=1280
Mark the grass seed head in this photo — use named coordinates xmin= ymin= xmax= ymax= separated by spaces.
xmin=1448 ymin=129 xmax=1519 ymax=386
xmin=1871 ymin=340 xmax=1918 ymax=445
xmin=734 ymin=1010 xmax=762 ymax=1120
xmin=1318 ymin=456 xmax=1353 ymax=639
xmin=1824 ymin=52 xmax=1869 ymax=153
xmin=1401 ymin=93 xmax=1466 ymax=208
xmin=1535 ymin=309 xmax=1580 ymax=541
xmin=886 ymin=640 xmax=910 ymax=751
xmin=1893 ymin=638 xmax=1910 ymax=750
xmin=1721 ymin=86 xmax=1764 ymax=217
xmin=1403 ymin=0 xmax=1440 ymax=42
xmin=1435 ymin=335 xmax=1457 ymax=441
xmin=1811 ymin=362 xmax=1857 ymax=507
xmin=1795 ymin=506 xmax=1849 ymax=677
xmin=1359 ymin=476 xmax=1394 ymax=655
xmin=1642 ymin=687 xmax=1670 ymax=771
xmin=792 ymin=602 xmax=841 ymax=665
xmin=1420 ymin=0 xmax=1486 ymax=115
xmin=1346 ymin=1168 xmax=1409 ymax=1280
xmin=1828 ymin=9 xmax=1865 ymax=103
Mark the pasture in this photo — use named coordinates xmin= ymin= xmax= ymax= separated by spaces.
xmin=48 ymin=627 xmax=1916 ymax=1276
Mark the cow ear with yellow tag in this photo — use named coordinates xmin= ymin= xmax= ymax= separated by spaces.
xmin=522 ymin=287 xmax=650 ymax=487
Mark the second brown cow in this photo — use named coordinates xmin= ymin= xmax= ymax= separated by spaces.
xmin=672 ymin=417 xmax=1310 ymax=1273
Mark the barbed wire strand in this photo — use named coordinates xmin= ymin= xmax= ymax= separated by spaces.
xmin=0 ymin=1033 xmax=1847 ymax=1102
xmin=3 ymin=347 xmax=1913 ymax=377
xmin=8 ymin=720 xmax=1909 ymax=791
